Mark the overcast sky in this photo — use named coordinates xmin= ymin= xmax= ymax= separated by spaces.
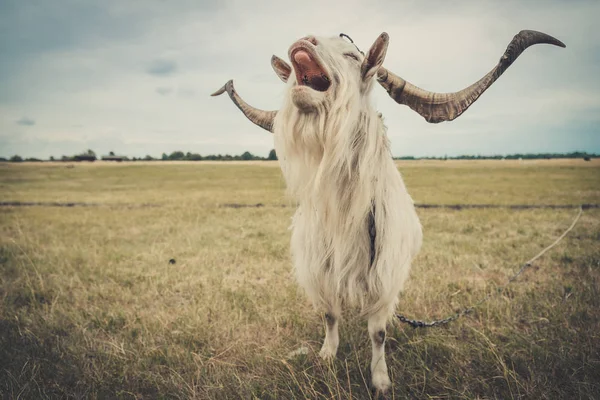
xmin=1 ymin=0 xmax=598 ymax=159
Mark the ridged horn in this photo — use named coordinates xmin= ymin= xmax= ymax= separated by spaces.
xmin=211 ymin=80 xmax=277 ymax=132
xmin=377 ymin=30 xmax=566 ymax=123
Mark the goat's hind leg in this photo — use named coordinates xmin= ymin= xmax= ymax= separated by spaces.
xmin=319 ymin=304 xmax=341 ymax=360
xmin=368 ymin=306 xmax=392 ymax=393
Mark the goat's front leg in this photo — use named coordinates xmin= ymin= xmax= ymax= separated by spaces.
xmin=368 ymin=308 xmax=391 ymax=393
xmin=319 ymin=304 xmax=341 ymax=360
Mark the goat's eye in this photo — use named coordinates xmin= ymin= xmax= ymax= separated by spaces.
xmin=344 ymin=53 xmax=360 ymax=62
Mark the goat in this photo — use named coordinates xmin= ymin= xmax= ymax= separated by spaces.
xmin=212 ymin=30 xmax=565 ymax=393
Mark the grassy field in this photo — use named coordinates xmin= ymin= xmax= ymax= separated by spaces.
xmin=0 ymin=160 xmax=599 ymax=399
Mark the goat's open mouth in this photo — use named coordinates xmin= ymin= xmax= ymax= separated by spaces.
xmin=291 ymin=48 xmax=331 ymax=92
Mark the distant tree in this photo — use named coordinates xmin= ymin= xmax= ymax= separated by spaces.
xmin=74 ymin=150 xmax=96 ymax=161
xmin=50 ymin=156 xmax=55 ymax=161
xmin=109 ymin=151 xmax=115 ymax=156
xmin=267 ymin=149 xmax=277 ymax=160
xmin=168 ymin=151 xmax=185 ymax=160
xmin=0 ymin=157 xmax=7 ymax=162
xmin=10 ymin=155 xmax=23 ymax=162
xmin=241 ymin=151 xmax=254 ymax=161
xmin=161 ymin=153 xmax=168 ymax=160
xmin=144 ymin=155 xmax=155 ymax=161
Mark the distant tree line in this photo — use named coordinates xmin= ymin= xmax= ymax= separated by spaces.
xmin=0 ymin=149 xmax=279 ymax=162
xmin=1 ymin=150 xmax=597 ymax=163
xmin=155 ymin=149 xmax=279 ymax=161
xmin=1 ymin=149 xmax=99 ymax=162
xmin=394 ymin=151 xmax=597 ymax=161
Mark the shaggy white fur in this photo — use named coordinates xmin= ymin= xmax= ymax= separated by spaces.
xmin=272 ymin=34 xmax=422 ymax=393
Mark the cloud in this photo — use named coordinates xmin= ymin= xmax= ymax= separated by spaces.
xmin=147 ymin=59 xmax=177 ymax=76
xmin=16 ymin=117 xmax=35 ymax=126
xmin=177 ymin=87 xmax=196 ymax=98
xmin=156 ymin=87 xmax=172 ymax=96
xmin=0 ymin=0 xmax=598 ymax=159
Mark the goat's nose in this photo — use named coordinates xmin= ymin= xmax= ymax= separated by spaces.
xmin=302 ymin=36 xmax=318 ymax=46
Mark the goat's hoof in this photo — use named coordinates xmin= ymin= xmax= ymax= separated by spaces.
xmin=318 ymin=346 xmax=337 ymax=361
xmin=371 ymin=370 xmax=391 ymax=394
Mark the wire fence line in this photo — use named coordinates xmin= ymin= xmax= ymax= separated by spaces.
xmin=218 ymin=203 xmax=598 ymax=210
xmin=395 ymin=206 xmax=584 ymax=328
xmin=2 ymin=201 xmax=598 ymax=210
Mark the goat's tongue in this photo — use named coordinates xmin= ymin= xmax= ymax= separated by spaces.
xmin=294 ymin=50 xmax=314 ymax=66
xmin=294 ymin=50 xmax=321 ymax=78
xmin=293 ymin=50 xmax=330 ymax=91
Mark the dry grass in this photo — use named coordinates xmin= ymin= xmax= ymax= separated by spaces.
xmin=0 ymin=161 xmax=598 ymax=399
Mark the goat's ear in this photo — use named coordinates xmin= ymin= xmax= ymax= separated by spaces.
xmin=271 ymin=55 xmax=292 ymax=83
xmin=361 ymin=33 xmax=389 ymax=81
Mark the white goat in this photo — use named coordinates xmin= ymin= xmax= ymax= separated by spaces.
xmin=212 ymin=30 xmax=564 ymax=393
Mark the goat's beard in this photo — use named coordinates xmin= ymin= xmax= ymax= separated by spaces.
xmin=290 ymin=85 xmax=328 ymax=112
xmin=274 ymin=83 xmax=367 ymax=203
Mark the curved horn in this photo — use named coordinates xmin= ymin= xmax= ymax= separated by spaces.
xmin=378 ymin=30 xmax=566 ymax=123
xmin=211 ymin=80 xmax=277 ymax=132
